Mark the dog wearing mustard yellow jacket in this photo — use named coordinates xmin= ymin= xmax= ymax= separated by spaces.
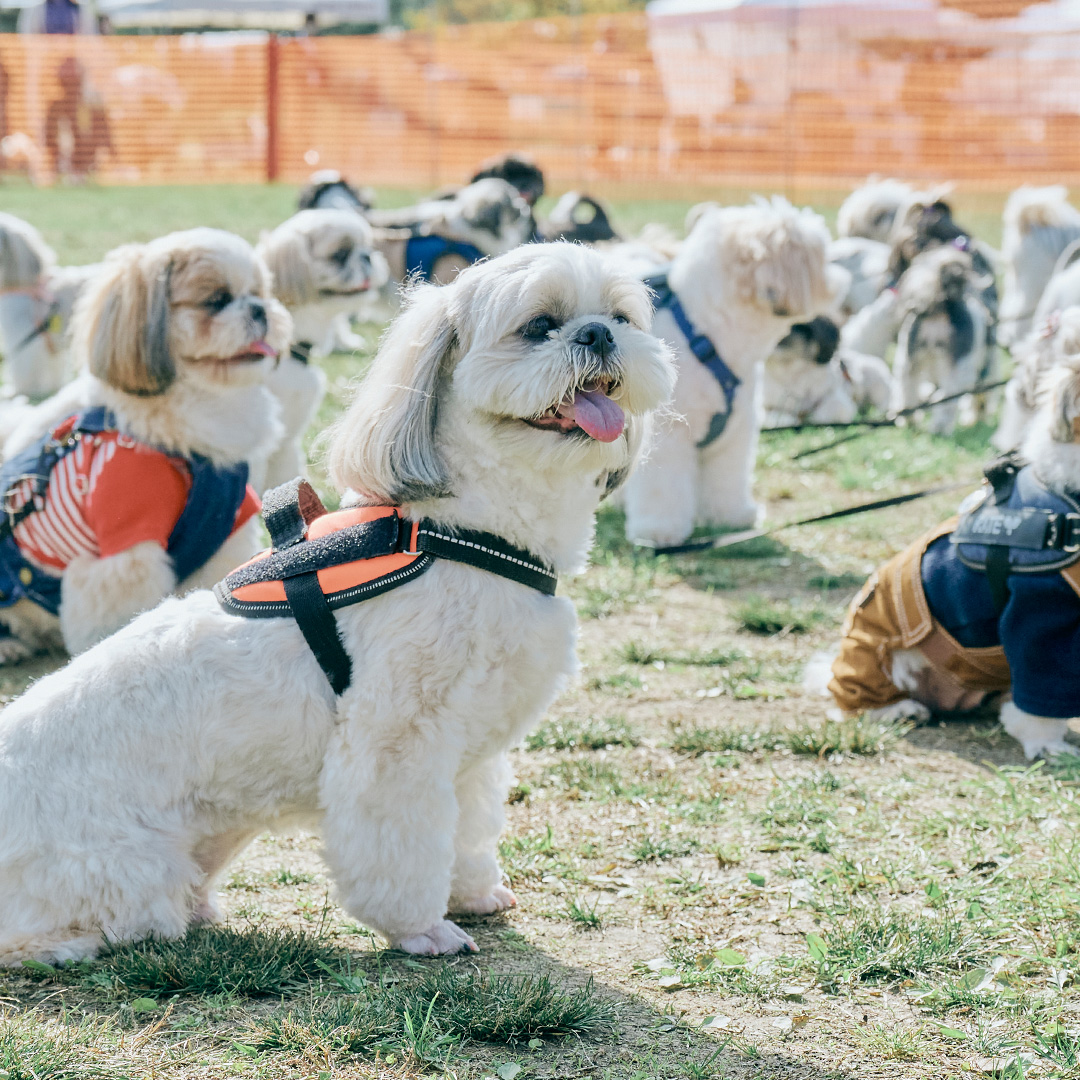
xmin=828 ymin=358 xmax=1080 ymax=760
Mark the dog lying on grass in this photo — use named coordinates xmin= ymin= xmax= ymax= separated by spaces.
xmin=0 ymin=242 xmax=675 ymax=965
xmin=823 ymin=357 xmax=1080 ymax=760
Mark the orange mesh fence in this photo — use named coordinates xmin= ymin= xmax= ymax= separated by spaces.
xmin=4 ymin=7 xmax=1080 ymax=189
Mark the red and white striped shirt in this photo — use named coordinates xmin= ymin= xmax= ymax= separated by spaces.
xmin=7 ymin=427 xmax=259 ymax=576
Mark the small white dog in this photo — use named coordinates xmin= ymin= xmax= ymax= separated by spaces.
xmin=999 ymin=186 xmax=1080 ymax=348
xmin=0 ymin=227 xmax=289 ymax=664
xmin=764 ymin=316 xmax=893 ymax=427
xmin=623 ymin=197 xmax=841 ymax=547
xmin=257 ymin=209 xmax=389 ymax=490
xmin=891 ymin=246 xmax=994 ymax=435
xmin=0 ymin=212 xmax=98 ymax=402
xmin=995 ymin=307 xmax=1080 ymax=453
xmin=0 ymin=242 xmax=675 ymax=965
xmin=826 ymin=356 xmax=1080 ymax=760
xmin=836 ymin=177 xmax=914 ymax=243
xmin=370 ymin=177 xmax=534 ymax=287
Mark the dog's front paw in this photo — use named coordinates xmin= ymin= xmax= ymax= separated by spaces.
xmin=397 ymin=919 xmax=478 ymax=956
xmin=0 ymin=636 xmax=32 ymax=665
xmin=867 ymin=698 xmax=931 ymax=725
xmin=450 ymin=885 xmax=517 ymax=915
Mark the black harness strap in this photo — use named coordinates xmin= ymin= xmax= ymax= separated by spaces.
xmin=263 ymin=477 xmax=326 ymax=548
xmin=283 ymin=572 xmax=353 ymax=695
xmin=289 ymin=341 xmax=313 ymax=365
xmin=985 ymin=454 xmax=1019 ymax=617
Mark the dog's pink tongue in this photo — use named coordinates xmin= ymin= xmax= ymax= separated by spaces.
xmin=248 ymin=340 xmax=277 ymax=357
xmin=572 ymin=388 xmax=625 ymax=442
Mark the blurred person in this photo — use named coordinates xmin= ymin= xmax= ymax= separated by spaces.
xmin=18 ymin=0 xmax=97 ymax=34
xmin=43 ymin=57 xmax=112 ymax=184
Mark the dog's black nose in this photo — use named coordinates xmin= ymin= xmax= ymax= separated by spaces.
xmin=248 ymin=298 xmax=267 ymax=332
xmin=574 ymin=322 xmax=616 ymax=358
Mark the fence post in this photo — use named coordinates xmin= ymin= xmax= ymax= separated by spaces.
xmin=266 ymin=33 xmax=280 ymax=183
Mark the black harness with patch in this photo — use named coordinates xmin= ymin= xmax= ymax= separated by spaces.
xmin=644 ymin=271 xmax=740 ymax=448
xmin=949 ymin=455 xmax=1080 ymax=615
xmin=215 ymin=479 xmax=557 ymax=695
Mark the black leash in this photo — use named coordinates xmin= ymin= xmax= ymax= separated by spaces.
xmin=766 ymin=377 xmax=1011 ymax=436
xmin=639 ymin=480 xmax=976 ymax=556
xmin=13 ymin=299 xmax=60 ymax=353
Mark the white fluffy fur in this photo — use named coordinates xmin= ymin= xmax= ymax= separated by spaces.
xmin=764 ymin=340 xmax=893 ymax=427
xmin=622 ymin=197 xmax=843 ymax=547
xmin=836 ymin=178 xmax=913 ymax=243
xmin=890 ymin=247 xmax=994 ymax=436
xmin=0 ymin=212 xmax=98 ymax=404
xmin=828 ymin=236 xmax=890 ymax=319
xmin=0 ymin=242 xmax=674 ymax=965
xmin=256 ymin=210 xmax=390 ymax=491
xmin=999 ymin=186 xmax=1080 ymax=347
xmin=994 ymin=307 xmax=1080 ymax=453
xmin=0 ymin=228 xmax=289 ymax=661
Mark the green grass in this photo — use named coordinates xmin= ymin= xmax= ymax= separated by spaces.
xmin=734 ymin=594 xmax=831 ymax=635
xmin=525 ymin=714 xmax=639 ymax=751
xmin=250 ymin=968 xmax=616 ymax=1057
xmin=0 ymin=1010 xmax=123 ymax=1080
xmin=810 ymin=910 xmax=994 ymax=988
xmin=82 ymin=926 xmax=346 ymax=998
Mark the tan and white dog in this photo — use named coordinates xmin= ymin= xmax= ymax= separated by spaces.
xmin=0 ymin=242 xmax=674 ymax=965
xmin=257 ymin=209 xmax=389 ymax=490
xmin=623 ymin=197 xmax=841 ymax=547
xmin=0 ymin=227 xmax=290 ymax=662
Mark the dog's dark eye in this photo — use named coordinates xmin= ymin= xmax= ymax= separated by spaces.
xmin=519 ymin=314 xmax=561 ymax=341
xmin=332 ymin=244 xmax=353 ymax=266
xmin=205 ymin=289 xmax=233 ymax=313
xmin=612 ymin=313 xmax=629 ymax=325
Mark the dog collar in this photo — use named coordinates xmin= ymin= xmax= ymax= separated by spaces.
xmin=289 ymin=341 xmax=313 ymax=365
xmin=215 ymin=479 xmax=557 ymax=694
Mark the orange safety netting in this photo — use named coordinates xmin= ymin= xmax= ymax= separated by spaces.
xmin=4 ymin=5 xmax=1080 ymax=190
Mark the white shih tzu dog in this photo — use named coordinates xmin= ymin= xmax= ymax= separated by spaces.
xmin=994 ymin=307 xmax=1080 ymax=453
xmin=836 ymin=177 xmax=914 ymax=243
xmin=0 ymin=242 xmax=675 ymax=966
xmin=369 ymin=177 xmax=534 ymax=287
xmin=623 ymin=197 xmax=841 ymax=548
xmin=891 ymin=246 xmax=995 ymax=436
xmin=999 ymin=186 xmax=1080 ymax=348
xmin=257 ymin=209 xmax=389 ymax=490
xmin=0 ymin=227 xmax=290 ymax=664
xmin=0 ymin=211 xmax=98 ymax=402
xmin=764 ymin=316 xmax=893 ymax=427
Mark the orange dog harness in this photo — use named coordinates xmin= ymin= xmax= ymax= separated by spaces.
xmin=215 ymin=479 xmax=557 ymax=694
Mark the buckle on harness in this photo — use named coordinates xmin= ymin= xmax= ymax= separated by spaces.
xmin=1062 ymin=513 xmax=1080 ymax=553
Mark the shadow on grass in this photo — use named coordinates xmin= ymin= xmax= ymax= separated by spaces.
xmin=3 ymin=918 xmax=862 ymax=1080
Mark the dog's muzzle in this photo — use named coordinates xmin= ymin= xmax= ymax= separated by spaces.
xmin=573 ymin=322 xmax=616 ymax=361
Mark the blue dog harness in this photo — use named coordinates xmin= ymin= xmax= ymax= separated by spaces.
xmin=644 ymin=271 xmax=740 ymax=448
xmin=405 ymin=234 xmax=486 ymax=282
xmin=917 ymin=458 xmax=1080 ymax=717
xmin=0 ymin=406 xmax=251 ymax=615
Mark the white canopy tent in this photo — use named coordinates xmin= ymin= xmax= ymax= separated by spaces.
xmin=9 ymin=0 xmax=388 ymax=30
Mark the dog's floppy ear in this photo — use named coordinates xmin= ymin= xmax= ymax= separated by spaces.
xmin=76 ymin=244 xmax=175 ymax=396
xmin=259 ymin=224 xmax=315 ymax=308
xmin=329 ymin=282 xmax=456 ymax=503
